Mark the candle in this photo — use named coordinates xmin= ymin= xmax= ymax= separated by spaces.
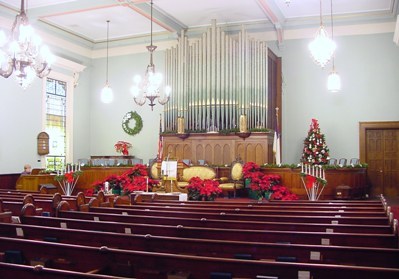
xmin=301 ymin=164 xmax=304 ymax=173
xmin=146 ymin=177 xmax=149 ymax=192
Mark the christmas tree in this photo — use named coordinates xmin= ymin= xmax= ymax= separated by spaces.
xmin=301 ymin=118 xmax=329 ymax=165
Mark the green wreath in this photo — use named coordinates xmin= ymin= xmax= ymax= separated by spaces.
xmin=122 ymin=111 xmax=143 ymax=136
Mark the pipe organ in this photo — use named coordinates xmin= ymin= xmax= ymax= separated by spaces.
xmin=164 ymin=20 xmax=269 ymax=133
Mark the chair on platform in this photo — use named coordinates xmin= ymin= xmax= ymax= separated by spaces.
xmin=218 ymin=159 xmax=245 ymax=198
xmin=78 ymin=158 xmax=90 ymax=166
xmin=91 ymin=159 xmax=105 ymax=166
xmin=104 ymin=159 xmax=115 ymax=167
xmin=149 ymin=159 xmax=160 ymax=180
xmin=132 ymin=158 xmax=143 ymax=165
xmin=182 ymin=159 xmax=191 ymax=166
xmin=349 ymin=158 xmax=359 ymax=165
xmin=338 ymin=158 xmax=347 ymax=167
xmin=198 ymin=159 xmax=206 ymax=165
xmin=116 ymin=158 xmax=129 ymax=166
xmin=328 ymin=158 xmax=337 ymax=166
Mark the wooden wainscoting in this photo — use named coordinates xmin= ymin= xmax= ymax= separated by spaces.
xmin=162 ymin=133 xmax=273 ymax=166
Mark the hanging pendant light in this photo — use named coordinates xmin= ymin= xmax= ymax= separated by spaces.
xmin=327 ymin=66 xmax=341 ymax=92
xmin=0 ymin=0 xmax=54 ymax=89
xmin=309 ymin=0 xmax=336 ymax=68
xmin=327 ymin=0 xmax=341 ymax=92
xmin=131 ymin=0 xmax=171 ymax=111
xmin=101 ymin=20 xmax=113 ymax=103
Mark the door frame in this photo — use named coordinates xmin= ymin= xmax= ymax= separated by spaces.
xmin=359 ymin=121 xmax=399 ymax=162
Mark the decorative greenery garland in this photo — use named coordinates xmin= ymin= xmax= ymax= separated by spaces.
xmin=122 ymin=111 xmax=143 ymax=136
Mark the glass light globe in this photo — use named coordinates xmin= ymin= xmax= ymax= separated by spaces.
xmin=327 ymin=70 xmax=341 ymax=92
xmin=101 ymin=84 xmax=113 ymax=103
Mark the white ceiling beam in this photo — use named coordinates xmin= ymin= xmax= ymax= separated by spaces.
xmin=256 ymin=0 xmax=285 ymax=48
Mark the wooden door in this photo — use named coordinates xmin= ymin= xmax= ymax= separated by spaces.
xmin=360 ymin=122 xmax=399 ymax=198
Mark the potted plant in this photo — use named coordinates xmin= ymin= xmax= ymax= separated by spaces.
xmin=187 ymin=176 xmax=222 ymax=201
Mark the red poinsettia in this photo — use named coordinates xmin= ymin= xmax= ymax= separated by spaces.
xmin=187 ymin=176 xmax=221 ymax=201
xmin=124 ymin=164 xmax=148 ymax=178
xmin=91 ymin=164 xmax=159 ymax=196
xmin=85 ymin=188 xmax=94 ymax=197
xmin=114 ymin=141 xmax=132 ymax=156
xmin=243 ymin=162 xmax=299 ymax=201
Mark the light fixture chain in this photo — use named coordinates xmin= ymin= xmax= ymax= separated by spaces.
xmin=150 ymin=0 xmax=153 ymax=47
xmin=106 ymin=20 xmax=110 ymax=83
xmin=319 ymin=0 xmax=323 ymax=25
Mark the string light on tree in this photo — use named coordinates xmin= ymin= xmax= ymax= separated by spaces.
xmin=301 ymin=118 xmax=330 ymax=165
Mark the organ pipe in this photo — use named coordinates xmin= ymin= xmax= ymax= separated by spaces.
xmin=164 ymin=20 xmax=268 ymax=132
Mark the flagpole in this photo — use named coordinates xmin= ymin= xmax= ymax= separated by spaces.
xmin=157 ymin=114 xmax=163 ymax=161
xmin=273 ymin=107 xmax=281 ymax=165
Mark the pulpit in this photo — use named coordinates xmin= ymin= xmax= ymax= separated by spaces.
xmin=153 ymin=160 xmax=189 ymax=193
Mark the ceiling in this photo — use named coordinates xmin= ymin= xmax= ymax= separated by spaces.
xmin=0 ymin=0 xmax=398 ymax=45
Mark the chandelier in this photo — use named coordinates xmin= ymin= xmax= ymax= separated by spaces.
xmin=308 ymin=0 xmax=336 ymax=68
xmin=0 ymin=0 xmax=54 ymax=89
xmin=101 ymin=20 xmax=114 ymax=103
xmin=131 ymin=0 xmax=171 ymax=111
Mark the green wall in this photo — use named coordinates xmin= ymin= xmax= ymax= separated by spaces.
xmin=270 ymin=32 xmax=399 ymax=163
xmin=1 ymin=31 xmax=399 ymax=173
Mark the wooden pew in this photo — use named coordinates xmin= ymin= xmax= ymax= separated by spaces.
xmin=130 ymin=199 xmax=386 ymax=212
xmin=1 ymin=236 xmax=399 ymax=279
xmin=80 ymin=205 xmax=392 ymax=225
xmin=0 ymin=190 xmax=113 ymax=209
xmin=0 ymin=199 xmax=12 ymax=223
xmin=21 ymin=213 xmax=399 ymax=248
xmin=0 ymin=194 xmax=57 ymax=215
xmin=0 ymin=211 xmax=12 ymax=223
xmin=1 ymin=222 xmax=399 ymax=269
xmin=0 ymin=199 xmax=43 ymax=216
xmin=88 ymin=206 xmax=393 ymax=234
xmin=132 ymin=195 xmax=384 ymax=206
xmin=0 ymin=262 xmax=121 ymax=279
xmin=115 ymin=203 xmax=388 ymax=217
xmin=0 ymin=192 xmax=96 ymax=215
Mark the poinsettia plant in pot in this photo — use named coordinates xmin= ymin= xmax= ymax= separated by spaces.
xmin=243 ymin=162 xmax=298 ymax=201
xmin=92 ymin=174 xmax=127 ymax=195
xmin=90 ymin=164 xmax=159 ymax=196
xmin=187 ymin=176 xmax=222 ymax=201
xmin=114 ymin=140 xmax=132 ymax=156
